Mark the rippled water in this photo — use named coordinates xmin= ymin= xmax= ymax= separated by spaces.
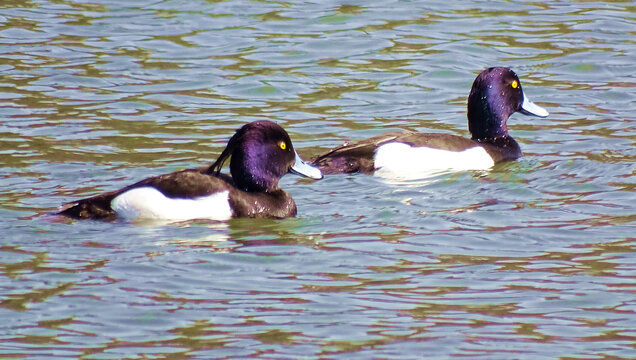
xmin=1 ymin=0 xmax=635 ymax=358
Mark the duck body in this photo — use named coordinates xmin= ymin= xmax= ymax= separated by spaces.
xmin=312 ymin=67 xmax=548 ymax=178
xmin=58 ymin=121 xmax=322 ymax=221
xmin=313 ymin=131 xmax=521 ymax=175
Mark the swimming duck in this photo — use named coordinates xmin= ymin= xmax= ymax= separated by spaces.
xmin=311 ymin=67 xmax=549 ymax=178
xmin=58 ymin=120 xmax=323 ymax=221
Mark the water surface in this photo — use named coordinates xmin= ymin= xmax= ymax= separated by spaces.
xmin=1 ymin=1 xmax=635 ymax=359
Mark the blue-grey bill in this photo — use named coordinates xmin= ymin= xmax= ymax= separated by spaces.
xmin=291 ymin=152 xmax=323 ymax=179
xmin=520 ymin=93 xmax=549 ymax=117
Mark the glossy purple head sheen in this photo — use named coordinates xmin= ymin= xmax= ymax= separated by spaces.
xmin=467 ymin=67 xmax=541 ymax=141
xmin=231 ymin=128 xmax=296 ymax=192
xmin=209 ymin=121 xmax=296 ymax=192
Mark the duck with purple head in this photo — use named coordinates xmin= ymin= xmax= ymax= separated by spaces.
xmin=58 ymin=120 xmax=323 ymax=221
xmin=311 ymin=67 xmax=549 ymax=178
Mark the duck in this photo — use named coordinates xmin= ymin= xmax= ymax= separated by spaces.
xmin=58 ymin=120 xmax=323 ymax=221
xmin=311 ymin=67 xmax=549 ymax=178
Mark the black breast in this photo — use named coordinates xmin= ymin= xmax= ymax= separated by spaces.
xmin=476 ymin=136 xmax=522 ymax=162
xmin=228 ymin=188 xmax=297 ymax=219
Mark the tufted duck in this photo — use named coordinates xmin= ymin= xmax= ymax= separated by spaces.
xmin=58 ymin=120 xmax=323 ymax=221
xmin=311 ymin=67 xmax=549 ymax=178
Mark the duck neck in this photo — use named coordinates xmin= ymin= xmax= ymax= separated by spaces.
xmin=230 ymin=152 xmax=280 ymax=193
xmin=467 ymin=94 xmax=510 ymax=141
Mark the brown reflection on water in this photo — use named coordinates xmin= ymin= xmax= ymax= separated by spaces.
xmin=380 ymin=39 xmax=445 ymax=56
xmin=1 ymin=233 xmax=631 ymax=356
xmin=580 ymin=330 xmax=636 ymax=347
xmin=80 ymin=320 xmax=227 ymax=359
xmin=252 ymin=328 xmax=301 ymax=345
xmin=0 ymin=245 xmax=107 ymax=311
xmin=0 ymin=245 xmax=107 ymax=280
xmin=215 ymin=52 xmax=307 ymax=79
xmin=1 ymin=281 xmax=75 ymax=311
xmin=429 ymin=238 xmax=635 ymax=277
xmin=359 ymin=16 xmax=437 ymax=32
xmin=255 ymin=11 xmax=294 ymax=22
xmin=319 ymin=57 xmax=416 ymax=74
xmin=62 ymin=318 xmax=305 ymax=358
xmin=407 ymin=302 xmax=522 ymax=319
xmin=319 ymin=335 xmax=427 ymax=357
xmin=0 ymin=16 xmax=40 ymax=31
xmin=149 ymin=291 xmax=228 ymax=311
xmin=301 ymin=273 xmax=410 ymax=293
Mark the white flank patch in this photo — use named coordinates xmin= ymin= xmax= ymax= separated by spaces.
xmin=111 ymin=186 xmax=232 ymax=221
xmin=374 ymin=142 xmax=495 ymax=180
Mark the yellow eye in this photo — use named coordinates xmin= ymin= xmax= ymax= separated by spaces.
xmin=511 ymin=80 xmax=518 ymax=89
xmin=279 ymin=141 xmax=286 ymax=150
